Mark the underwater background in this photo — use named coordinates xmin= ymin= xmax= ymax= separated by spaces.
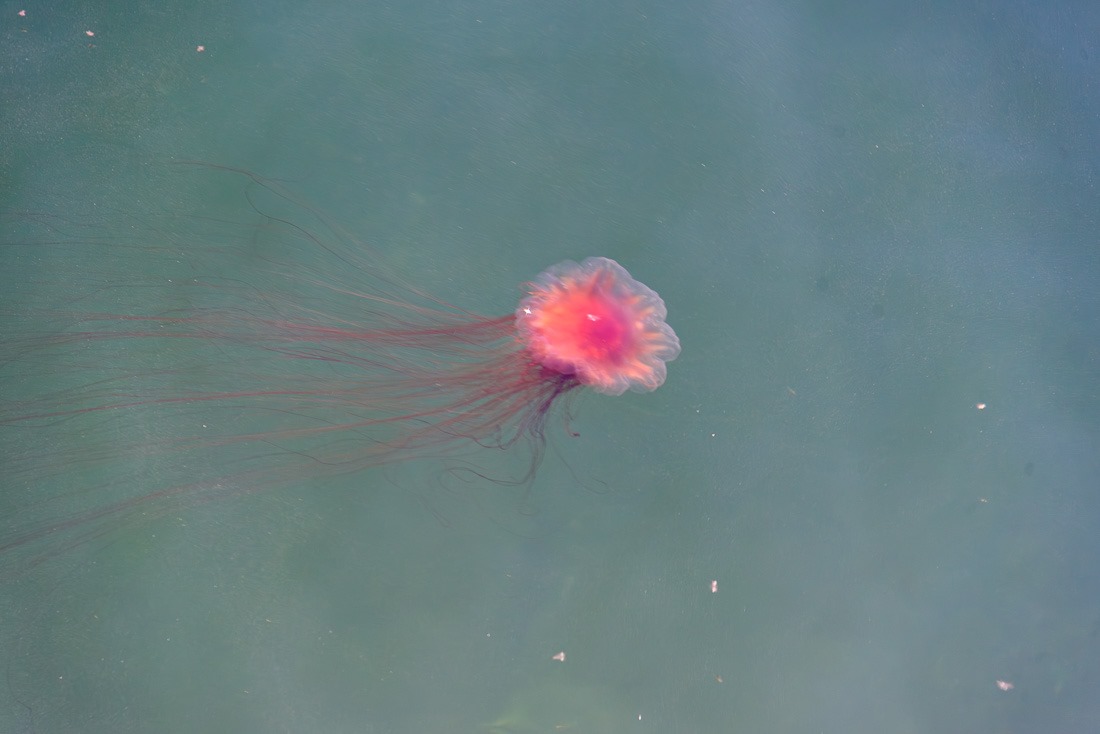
xmin=2 ymin=0 xmax=1099 ymax=732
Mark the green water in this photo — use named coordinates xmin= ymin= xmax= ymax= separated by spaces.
xmin=3 ymin=1 xmax=1099 ymax=732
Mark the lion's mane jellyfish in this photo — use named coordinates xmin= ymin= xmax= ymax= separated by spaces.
xmin=0 ymin=169 xmax=680 ymax=567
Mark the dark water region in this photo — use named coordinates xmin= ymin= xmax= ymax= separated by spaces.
xmin=2 ymin=1 xmax=1099 ymax=732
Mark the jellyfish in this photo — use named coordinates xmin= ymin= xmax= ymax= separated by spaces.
xmin=0 ymin=166 xmax=680 ymax=569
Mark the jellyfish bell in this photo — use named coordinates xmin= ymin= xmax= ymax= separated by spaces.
xmin=518 ymin=257 xmax=681 ymax=396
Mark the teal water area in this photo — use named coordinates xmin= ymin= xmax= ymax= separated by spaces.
xmin=3 ymin=1 xmax=1099 ymax=732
